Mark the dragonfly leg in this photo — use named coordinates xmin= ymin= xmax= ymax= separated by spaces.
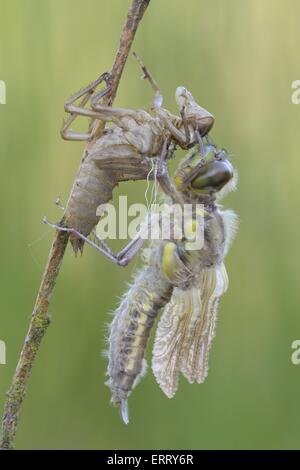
xmin=205 ymin=134 xmax=215 ymax=147
xmin=55 ymin=197 xmax=65 ymax=211
xmin=61 ymin=73 xmax=112 ymax=141
xmin=196 ymin=129 xmax=206 ymax=157
xmin=115 ymin=235 xmax=146 ymax=266
xmin=132 ymin=52 xmax=164 ymax=109
xmin=157 ymin=139 xmax=184 ymax=204
xmin=43 ymin=217 xmax=122 ymax=263
xmin=43 ymin=217 xmax=145 ymax=267
xmin=92 ymin=229 xmax=146 ymax=267
xmin=158 ymin=112 xmax=189 ymax=148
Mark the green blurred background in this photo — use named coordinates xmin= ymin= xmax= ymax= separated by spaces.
xmin=0 ymin=0 xmax=300 ymax=450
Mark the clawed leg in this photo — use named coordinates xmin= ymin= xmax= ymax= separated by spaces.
xmin=43 ymin=217 xmax=145 ymax=267
xmin=55 ymin=197 xmax=65 ymax=211
xmin=62 ymin=72 xmax=142 ymax=141
xmin=61 ymin=73 xmax=112 ymax=141
xmin=205 ymin=134 xmax=215 ymax=147
xmin=157 ymin=139 xmax=184 ymax=204
xmin=158 ymin=113 xmax=190 ymax=148
xmin=195 ymin=130 xmax=206 ymax=160
xmin=175 ymin=133 xmax=208 ymax=191
xmin=133 ymin=52 xmax=163 ymax=109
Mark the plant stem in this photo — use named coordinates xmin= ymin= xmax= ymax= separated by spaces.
xmin=0 ymin=0 xmax=151 ymax=450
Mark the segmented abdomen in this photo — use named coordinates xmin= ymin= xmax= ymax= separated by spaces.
xmin=107 ymin=263 xmax=173 ymax=422
xmin=64 ymin=151 xmax=117 ymax=252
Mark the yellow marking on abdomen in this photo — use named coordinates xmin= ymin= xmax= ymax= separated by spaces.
xmin=162 ymin=242 xmax=177 ymax=279
xmin=125 ymin=309 xmax=150 ymax=371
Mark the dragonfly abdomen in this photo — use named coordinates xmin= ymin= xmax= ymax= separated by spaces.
xmin=106 ymin=264 xmax=173 ymax=423
xmin=64 ymin=153 xmax=117 ymax=252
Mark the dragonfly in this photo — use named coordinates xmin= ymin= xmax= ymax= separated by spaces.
xmin=46 ymin=58 xmax=238 ymax=423
xmin=103 ymin=141 xmax=238 ymax=424
xmin=55 ymin=54 xmax=215 ymax=253
xmin=49 ymin=137 xmax=237 ymax=423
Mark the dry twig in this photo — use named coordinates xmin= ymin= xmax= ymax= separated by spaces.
xmin=0 ymin=0 xmax=151 ymax=450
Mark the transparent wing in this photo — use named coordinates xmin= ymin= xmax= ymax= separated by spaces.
xmin=180 ymin=264 xmax=228 ymax=384
xmin=152 ymin=288 xmax=196 ymax=398
xmin=152 ymin=263 xmax=228 ymax=398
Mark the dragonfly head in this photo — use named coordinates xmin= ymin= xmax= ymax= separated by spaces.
xmin=174 ymin=145 xmax=234 ymax=196
xmin=175 ymin=87 xmax=215 ymax=137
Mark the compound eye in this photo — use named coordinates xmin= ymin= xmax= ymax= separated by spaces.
xmin=191 ymin=160 xmax=234 ymax=193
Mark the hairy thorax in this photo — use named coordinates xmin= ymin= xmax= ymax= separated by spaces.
xmin=201 ymin=208 xmax=226 ymax=269
xmin=159 ymin=207 xmax=227 ymax=290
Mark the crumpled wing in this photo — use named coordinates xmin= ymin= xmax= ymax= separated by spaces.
xmin=180 ymin=264 xmax=229 ymax=384
xmin=152 ymin=264 xmax=229 ymax=398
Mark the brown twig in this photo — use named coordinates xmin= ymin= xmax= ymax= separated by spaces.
xmin=0 ymin=0 xmax=151 ymax=450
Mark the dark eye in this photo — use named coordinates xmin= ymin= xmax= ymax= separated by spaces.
xmin=191 ymin=160 xmax=233 ymax=193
